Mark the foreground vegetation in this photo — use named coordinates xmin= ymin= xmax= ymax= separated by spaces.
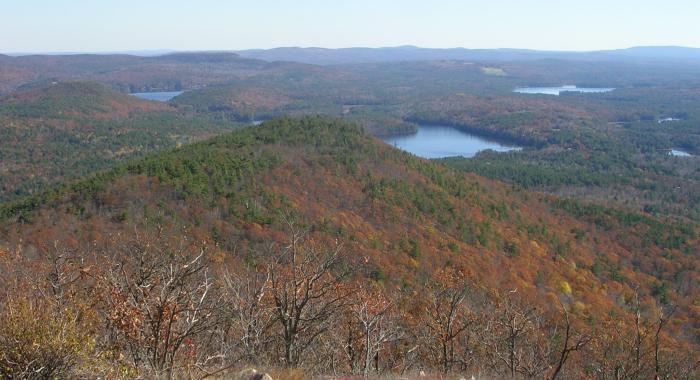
xmin=2 ymin=227 xmax=696 ymax=379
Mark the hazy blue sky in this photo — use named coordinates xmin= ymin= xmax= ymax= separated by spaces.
xmin=2 ymin=0 xmax=699 ymax=53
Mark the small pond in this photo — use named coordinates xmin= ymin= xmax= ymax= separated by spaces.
xmin=130 ymin=91 xmax=184 ymax=102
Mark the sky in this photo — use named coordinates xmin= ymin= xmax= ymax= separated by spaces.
xmin=2 ymin=0 xmax=700 ymax=53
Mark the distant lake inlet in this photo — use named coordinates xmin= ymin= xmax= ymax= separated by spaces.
xmin=670 ymin=149 xmax=692 ymax=157
xmin=382 ymin=125 xmax=522 ymax=159
xmin=514 ymin=85 xmax=614 ymax=96
xmin=131 ymin=91 xmax=184 ymax=101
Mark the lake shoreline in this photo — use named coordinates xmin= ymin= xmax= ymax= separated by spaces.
xmin=405 ymin=117 xmax=540 ymax=147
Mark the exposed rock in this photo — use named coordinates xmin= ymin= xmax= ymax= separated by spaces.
xmin=236 ymin=368 xmax=274 ymax=380
xmin=237 ymin=368 xmax=258 ymax=379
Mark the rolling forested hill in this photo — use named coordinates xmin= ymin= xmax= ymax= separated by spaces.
xmin=165 ymin=58 xmax=700 ymax=223
xmin=1 ymin=117 xmax=698 ymax=378
xmin=0 ymin=52 xmax=314 ymax=95
xmin=0 ymin=81 xmax=242 ymax=201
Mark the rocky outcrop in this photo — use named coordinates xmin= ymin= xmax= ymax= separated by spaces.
xmin=236 ymin=368 xmax=274 ymax=380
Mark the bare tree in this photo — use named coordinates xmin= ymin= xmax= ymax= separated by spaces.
xmin=44 ymin=244 xmax=85 ymax=301
xmin=422 ymin=269 xmax=474 ymax=374
xmin=548 ymin=301 xmax=591 ymax=380
xmin=482 ymin=292 xmax=551 ymax=379
xmin=267 ymin=224 xmax=351 ymax=367
xmin=349 ymin=286 xmax=402 ymax=377
xmin=653 ymin=306 xmax=670 ymax=380
xmin=220 ymin=264 xmax=275 ymax=364
xmin=580 ymin=289 xmax=696 ymax=380
xmin=99 ymin=231 xmax=215 ymax=378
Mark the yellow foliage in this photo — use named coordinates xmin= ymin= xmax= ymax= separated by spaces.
xmin=212 ymin=249 xmax=226 ymax=264
xmin=560 ymin=281 xmax=573 ymax=295
xmin=529 ymin=240 xmax=544 ymax=256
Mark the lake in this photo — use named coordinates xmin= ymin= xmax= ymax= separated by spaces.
xmin=382 ymin=125 xmax=522 ymax=159
xmin=670 ymin=149 xmax=692 ymax=157
xmin=130 ymin=91 xmax=183 ymax=102
xmin=514 ymin=85 xmax=614 ymax=96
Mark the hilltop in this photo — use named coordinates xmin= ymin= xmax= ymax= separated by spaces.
xmin=0 ymin=81 xmax=168 ymax=118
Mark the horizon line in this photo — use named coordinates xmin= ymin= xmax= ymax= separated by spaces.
xmin=3 ymin=44 xmax=700 ymax=57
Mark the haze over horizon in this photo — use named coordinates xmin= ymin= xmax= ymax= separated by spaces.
xmin=2 ymin=0 xmax=700 ymax=54
xmin=4 ymin=45 xmax=700 ymax=57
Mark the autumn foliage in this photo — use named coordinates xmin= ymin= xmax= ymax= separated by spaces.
xmin=0 ymin=117 xmax=698 ymax=378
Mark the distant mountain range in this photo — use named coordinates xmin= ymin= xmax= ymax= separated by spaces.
xmin=5 ymin=49 xmax=178 ymax=57
xmin=4 ymin=46 xmax=700 ymax=66
xmin=234 ymin=45 xmax=700 ymax=65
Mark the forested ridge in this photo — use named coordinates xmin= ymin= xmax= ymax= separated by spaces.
xmin=1 ymin=117 xmax=698 ymax=378
xmin=160 ymin=58 xmax=700 ymax=224
xmin=0 ymin=81 xmax=244 ymax=202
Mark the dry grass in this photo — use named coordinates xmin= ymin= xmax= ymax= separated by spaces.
xmin=207 ymin=367 xmax=483 ymax=380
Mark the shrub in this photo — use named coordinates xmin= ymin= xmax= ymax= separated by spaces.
xmin=0 ymin=297 xmax=94 ymax=379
